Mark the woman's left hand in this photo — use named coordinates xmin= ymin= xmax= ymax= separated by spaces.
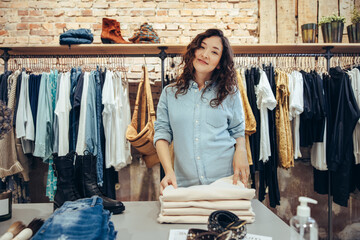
xmin=232 ymin=137 xmax=249 ymax=187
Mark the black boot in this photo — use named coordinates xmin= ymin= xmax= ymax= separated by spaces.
xmin=53 ymin=152 xmax=81 ymax=210
xmin=76 ymin=153 xmax=125 ymax=214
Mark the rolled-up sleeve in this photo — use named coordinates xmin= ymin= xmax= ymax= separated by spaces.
xmin=228 ymin=91 xmax=245 ymax=139
xmin=154 ymin=86 xmax=173 ymax=145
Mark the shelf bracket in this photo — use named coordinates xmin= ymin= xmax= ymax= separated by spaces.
xmin=158 ymin=46 xmax=168 ymax=90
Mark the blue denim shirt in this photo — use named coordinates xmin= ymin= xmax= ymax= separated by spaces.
xmin=154 ymin=81 xmax=245 ymax=187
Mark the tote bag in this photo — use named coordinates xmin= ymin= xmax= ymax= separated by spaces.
xmin=126 ymin=66 xmax=159 ymax=168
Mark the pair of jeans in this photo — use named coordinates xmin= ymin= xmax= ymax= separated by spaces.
xmin=32 ymin=196 xmax=117 ymax=240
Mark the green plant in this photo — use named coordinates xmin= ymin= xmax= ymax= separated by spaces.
xmin=351 ymin=8 xmax=360 ymax=24
xmin=319 ymin=14 xmax=346 ymax=25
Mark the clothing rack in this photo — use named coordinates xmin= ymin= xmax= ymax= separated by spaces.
xmin=1 ymin=44 xmax=360 ymax=240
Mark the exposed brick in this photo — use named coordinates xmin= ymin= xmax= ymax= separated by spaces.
xmin=93 ymin=10 xmax=106 ymax=17
xmin=197 ymin=17 xmax=221 ymax=23
xmin=30 ymin=10 xmax=42 ymax=16
xmin=54 ymin=23 xmax=65 ymax=29
xmin=42 ymin=23 xmax=53 ymax=30
xmin=158 ymin=2 xmax=184 ymax=9
xmin=59 ymin=1 xmax=76 ymax=8
xmin=16 ymin=36 xmax=29 ymax=44
xmin=227 ymin=24 xmax=239 ymax=30
xmin=157 ymin=10 xmax=167 ymax=16
xmin=105 ymin=9 xmax=117 ymax=16
xmin=18 ymin=10 xmax=28 ymax=16
xmin=153 ymin=23 xmax=166 ymax=30
xmin=144 ymin=10 xmax=156 ymax=16
xmin=54 ymin=10 xmax=65 ymax=17
xmin=233 ymin=17 xmax=257 ymax=24
xmin=21 ymin=17 xmax=45 ymax=22
xmin=76 ymin=17 xmax=97 ymax=23
xmin=0 ymin=30 xmax=8 ymax=36
xmin=17 ymin=23 xmax=28 ymax=30
xmin=180 ymin=10 xmax=191 ymax=16
xmin=82 ymin=9 xmax=93 ymax=16
xmin=131 ymin=10 xmax=141 ymax=16
xmin=134 ymin=2 xmax=156 ymax=8
xmin=186 ymin=3 xmax=209 ymax=9
xmin=93 ymin=23 xmax=102 ymax=30
xmin=192 ymin=9 xmax=203 ymax=16
xmin=4 ymin=37 xmax=16 ymax=44
xmin=238 ymin=1 xmax=257 ymax=9
xmin=44 ymin=10 xmax=55 ymax=17
xmin=93 ymin=2 xmax=109 ymax=8
xmin=168 ymin=9 xmax=179 ymax=16
xmin=11 ymin=2 xmax=29 ymax=8
xmin=78 ymin=2 xmax=93 ymax=8
xmin=204 ymin=9 xmax=216 ymax=16
xmin=166 ymin=24 xmax=178 ymax=30
xmin=30 ymin=29 xmax=51 ymax=36
xmin=110 ymin=2 xmax=134 ymax=8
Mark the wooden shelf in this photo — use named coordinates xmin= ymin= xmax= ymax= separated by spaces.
xmin=1 ymin=43 xmax=360 ymax=56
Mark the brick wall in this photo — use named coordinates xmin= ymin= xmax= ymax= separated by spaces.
xmin=0 ymin=0 xmax=259 ymax=45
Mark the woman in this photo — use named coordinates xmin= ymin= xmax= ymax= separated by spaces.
xmin=154 ymin=29 xmax=249 ymax=194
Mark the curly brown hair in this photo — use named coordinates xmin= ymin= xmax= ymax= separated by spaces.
xmin=172 ymin=29 xmax=237 ymax=107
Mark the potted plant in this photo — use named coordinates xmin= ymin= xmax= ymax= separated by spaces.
xmin=319 ymin=14 xmax=346 ymax=43
xmin=347 ymin=8 xmax=360 ymax=43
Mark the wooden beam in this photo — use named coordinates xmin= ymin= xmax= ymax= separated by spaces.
xmin=318 ymin=0 xmax=339 ymax=43
xmin=298 ymin=0 xmax=318 ymax=43
xmin=259 ymin=0 xmax=277 ymax=43
xmin=277 ymin=0 xmax=296 ymax=43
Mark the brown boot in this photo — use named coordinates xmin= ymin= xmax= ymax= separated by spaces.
xmin=101 ymin=18 xmax=131 ymax=44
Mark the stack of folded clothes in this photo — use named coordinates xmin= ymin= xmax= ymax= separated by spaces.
xmin=59 ymin=28 xmax=94 ymax=45
xmin=158 ymin=176 xmax=256 ymax=224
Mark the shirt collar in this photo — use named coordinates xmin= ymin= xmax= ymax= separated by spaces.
xmin=190 ymin=80 xmax=214 ymax=90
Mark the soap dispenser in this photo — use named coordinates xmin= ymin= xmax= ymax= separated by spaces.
xmin=290 ymin=196 xmax=318 ymax=240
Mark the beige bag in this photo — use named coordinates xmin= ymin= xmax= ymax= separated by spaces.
xmin=126 ymin=66 xmax=159 ymax=168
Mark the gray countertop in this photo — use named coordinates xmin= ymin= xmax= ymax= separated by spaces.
xmin=0 ymin=199 xmax=291 ymax=239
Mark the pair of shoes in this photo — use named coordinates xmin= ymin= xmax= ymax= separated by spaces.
xmin=187 ymin=210 xmax=247 ymax=240
xmin=101 ymin=18 xmax=131 ymax=44
xmin=53 ymin=152 xmax=125 ymax=214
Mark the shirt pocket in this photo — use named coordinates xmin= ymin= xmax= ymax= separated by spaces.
xmin=206 ymin=107 xmax=227 ymax=128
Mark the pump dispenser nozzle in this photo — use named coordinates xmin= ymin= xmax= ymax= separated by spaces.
xmin=297 ymin=197 xmax=317 ymax=218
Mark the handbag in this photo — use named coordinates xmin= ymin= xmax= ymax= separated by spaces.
xmin=126 ymin=66 xmax=160 ymax=168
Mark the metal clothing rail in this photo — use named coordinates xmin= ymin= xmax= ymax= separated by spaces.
xmin=1 ymin=45 xmax=359 ymax=240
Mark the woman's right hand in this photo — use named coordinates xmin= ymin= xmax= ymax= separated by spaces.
xmin=160 ymin=171 xmax=177 ymax=195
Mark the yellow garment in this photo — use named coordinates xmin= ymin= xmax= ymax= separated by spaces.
xmin=275 ymin=70 xmax=294 ymax=168
xmin=237 ymin=69 xmax=256 ymax=165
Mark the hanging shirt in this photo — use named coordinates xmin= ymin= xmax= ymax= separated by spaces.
xmin=33 ymin=73 xmax=53 ymax=160
xmin=54 ymin=72 xmax=71 ymax=156
xmin=255 ymin=70 xmax=277 ymax=162
xmin=84 ymin=71 xmax=98 ymax=155
xmin=76 ymin=72 xmax=90 ymax=155
xmin=236 ymin=69 xmax=256 ymax=165
xmin=154 ymin=81 xmax=245 ymax=187
xmin=16 ymin=72 xmax=35 ymax=154
xmin=289 ymin=71 xmax=304 ymax=159
xmin=348 ymin=68 xmax=360 ymax=164
xmin=275 ymin=70 xmax=293 ymax=169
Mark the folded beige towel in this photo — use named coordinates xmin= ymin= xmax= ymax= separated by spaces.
xmin=157 ymin=214 xmax=255 ymax=224
xmin=161 ymin=207 xmax=255 ymax=216
xmin=160 ymin=199 xmax=252 ymax=210
xmin=161 ymin=176 xmax=255 ymax=202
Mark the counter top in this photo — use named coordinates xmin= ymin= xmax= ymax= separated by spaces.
xmin=0 ymin=199 xmax=291 ymax=240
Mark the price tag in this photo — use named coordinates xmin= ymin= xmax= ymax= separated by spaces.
xmin=245 ymin=233 xmax=272 ymax=240
xmin=168 ymin=229 xmax=188 ymax=240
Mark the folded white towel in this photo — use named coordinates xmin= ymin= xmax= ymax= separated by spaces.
xmin=160 ymin=199 xmax=252 ymax=210
xmin=161 ymin=207 xmax=255 ymax=216
xmin=157 ymin=214 xmax=255 ymax=224
xmin=161 ymin=176 xmax=255 ymax=202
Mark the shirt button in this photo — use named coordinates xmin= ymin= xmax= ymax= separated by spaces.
xmin=197 ymin=156 xmax=200 ymax=160
xmin=196 ymin=104 xmax=199 ymax=107
xmin=195 ymin=90 xmax=198 ymax=93
xmin=201 ymin=176 xmax=204 ymax=179
xmin=195 ymin=120 xmax=199 ymax=124
xmin=195 ymin=138 xmax=199 ymax=141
